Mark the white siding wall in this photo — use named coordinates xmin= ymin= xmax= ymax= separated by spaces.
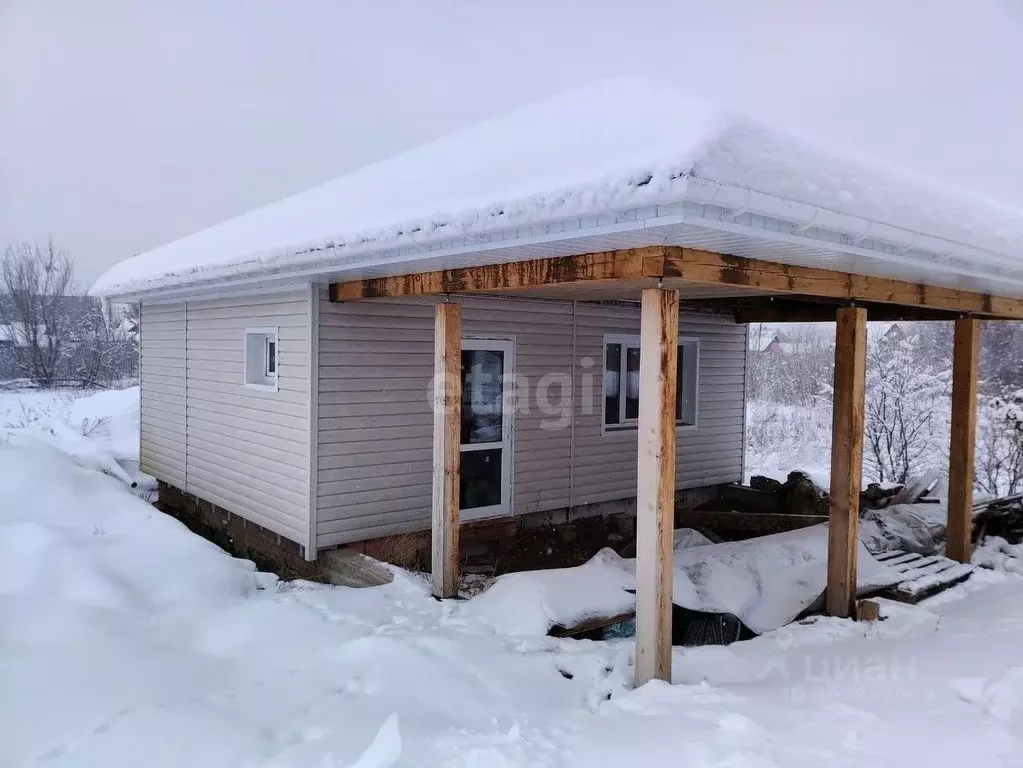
xmin=317 ymin=295 xmax=746 ymax=548
xmin=138 ymin=290 xmax=314 ymax=548
xmin=139 ymin=302 xmax=186 ymax=488
xmin=184 ymin=291 xmax=312 ymax=544
xmin=571 ymin=302 xmax=746 ymax=505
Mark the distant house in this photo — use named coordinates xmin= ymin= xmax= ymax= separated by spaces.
xmin=750 ymin=326 xmax=795 ymax=356
xmin=94 ymin=78 xmax=1023 ymax=682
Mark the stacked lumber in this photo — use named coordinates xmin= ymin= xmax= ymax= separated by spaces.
xmin=973 ymin=494 xmax=1023 ymax=544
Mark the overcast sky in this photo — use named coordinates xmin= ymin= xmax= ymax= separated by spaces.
xmin=2 ymin=0 xmax=1023 ymax=287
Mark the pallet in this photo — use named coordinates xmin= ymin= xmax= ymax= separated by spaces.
xmin=874 ymin=550 xmax=974 ymax=604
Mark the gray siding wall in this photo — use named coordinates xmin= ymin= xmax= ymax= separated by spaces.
xmin=139 ymin=290 xmax=314 ymax=547
xmin=316 ymin=295 xmax=746 ymax=549
xmin=570 ymin=302 xmax=746 ymax=506
xmin=185 ymin=291 xmax=312 ymax=544
xmin=139 ymin=302 xmax=187 ymax=488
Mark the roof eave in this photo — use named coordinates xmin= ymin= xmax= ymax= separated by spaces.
xmin=102 ymin=177 xmax=1023 ymax=303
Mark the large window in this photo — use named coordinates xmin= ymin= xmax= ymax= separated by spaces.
xmin=244 ymin=327 xmax=279 ymax=391
xmin=603 ymin=335 xmax=698 ymax=429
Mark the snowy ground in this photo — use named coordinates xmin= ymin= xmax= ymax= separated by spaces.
xmin=4 ymin=388 xmax=1023 ymax=766
xmin=745 ymin=399 xmax=834 ymax=486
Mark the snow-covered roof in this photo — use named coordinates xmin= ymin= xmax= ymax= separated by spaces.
xmin=92 ymin=77 xmax=1023 ymax=300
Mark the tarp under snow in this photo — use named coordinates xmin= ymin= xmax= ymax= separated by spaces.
xmin=468 ymin=525 xmax=900 ymax=637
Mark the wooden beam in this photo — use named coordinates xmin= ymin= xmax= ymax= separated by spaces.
xmin=947 ymin=317 xmax=981 ymax=563
xmin=634 ymin=287 xmax=679 ymax=686
xmin=431 ymin=302 xmax=462 ymax=598
xmin=330 ymin=246 xmax=1023 ymax=319
xmin=733 ymin=301 xmax=959 ymax=324
xmin=331 ymin=247 xmax=657 ymax=300
xmin=662 ymin=250 xmax=1023 ymax=318
xmin=827 ymin=306 xmax=868 ymax=619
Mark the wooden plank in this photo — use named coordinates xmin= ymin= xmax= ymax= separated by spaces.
xmin=328 ymin=246 xmax=1023 ymax=319
xmin=330 ymin=247 xmax=654 ymax=300
xmin=664 ymin=250 xmax=1023 ymax=318
xmin=431 ymin=302 xmax=462 ymax=598
xmin=947 ymin=317 xmax=981 ymax=563
xmin=634 ymin=287 xmax=679 ymax=686
xmin=733 ymin=301 xmax=958 ymax=324
xmin=827 ymin=307 xmax=867 ymax=618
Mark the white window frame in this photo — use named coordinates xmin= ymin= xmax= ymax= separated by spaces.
xmin=244 ymin=326 xmax=280 ymax=392
xmin=459 ymin=335 xmax=516 ymax=521
xmin=601 ymin=333 xmax=699 ymax=434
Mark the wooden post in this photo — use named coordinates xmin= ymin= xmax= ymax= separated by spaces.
xmin=634 ymin=287 xmax=679 ymax=686
xmin=431 ymin=302 xmax=462 ymax=598
xmin=947 ymin=317 xmax=980 ymax=563
xmin=827 ymin=307 xmax=867 ymax=618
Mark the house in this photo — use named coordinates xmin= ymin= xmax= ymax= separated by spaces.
xmin=93 ymin=78 xmax=1023 ymax=685
xmin=749 ymin=325 xmax=796 ymax=356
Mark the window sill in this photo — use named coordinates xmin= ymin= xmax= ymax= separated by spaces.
xmin=244 ymin=381 xmax=279 ymax=393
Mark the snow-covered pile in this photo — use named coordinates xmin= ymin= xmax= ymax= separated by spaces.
xmin=672 ymin=525 xmax=896 ymax=633
xmin=470 ymin=525 xmax=899 ymax=637
xmin=1 ymin=386 xmax=141 ymax=487
xmin=0 ymin=439 xmax=583 ymax=765
xmin=466 ymin=548 xmax=636 ymax=635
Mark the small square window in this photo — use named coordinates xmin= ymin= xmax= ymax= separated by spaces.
xmin=603 ymin=335 xmax=699 ymax=430
xmin=245 ymin=327 xmax=279 ymax=390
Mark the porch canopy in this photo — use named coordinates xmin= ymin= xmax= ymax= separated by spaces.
xmin=93 ymin=78 xmax=1023 ymax=688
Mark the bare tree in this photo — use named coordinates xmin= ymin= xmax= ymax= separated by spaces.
xmin=0 ymin=240 xmax=76 ymax=385
xmin=68 ymin=300 xmax=138 ymax=387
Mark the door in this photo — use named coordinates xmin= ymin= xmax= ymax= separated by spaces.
xmin=460 ymin=338 xmax=513 ymax=520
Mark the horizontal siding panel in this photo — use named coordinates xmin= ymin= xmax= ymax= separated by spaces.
xmin=186 ymin=410 xmax=308 ymax=449
xmin=318 ymin=484 xmax=431 ymax=511
xmin=184 ymin=481 xmax=306 ymax=542
xmin=184 ymin=378 xmax=307 ymax=406
xmin=318 ymin=437 xmax=433 ymax=459
xmin=318 ymin=471 xmax=433 ymax=497
xmin=140 ymin=394 xmax=185 ymax=414
xmin=142 ymin=362 xmax=187 ymax=378
xmin=181 ymin=366 xmax=307 ymax=392
xmin=189 ymin=422 xmax=307 ymax=463
xmin=185 ymin=393 xmax=309 ymax=424
xmin=317 ymin=495 xmax=430 ymax=523
xmin=185 ymin=462 xmax=307 ymax=523
xmin=318 ymin=460 xmax=433 ymax=484
xmin=187 ymin=441 xmax=308 ymax=485
xmin=185 ymin=416 xmax=307 ymax=461
xmin=186 ymin=326 xmax=309 ymax=344
xmin=173 ymin=289 xmax=313 ymax=547
xmin=140 ymin=302 xmax=186 ymax=488
xmin=140 ymin=382 xmax=187 ymax=399
xmin=318 ymin=401 xmax=429 ymax=418
xmin=571 ymin=306 xmax=745 ymax=504
xmin=140 ymin=412 xmax=185 ymax=436
xmin=317 ymin=519 xmax=429 ymax=549
xmin=140 ymin=448 xmax=184 ymax=474
xmin=319 ymin=447 xmax=436 ymax=471
xmin=315 ymin=297 xmax=744 ymax=544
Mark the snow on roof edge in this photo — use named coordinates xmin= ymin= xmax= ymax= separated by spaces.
xmin=91 ymin=77 xmax=1023 ymax=298
xmin=90 ymin=163 xmax=694 ymax=298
